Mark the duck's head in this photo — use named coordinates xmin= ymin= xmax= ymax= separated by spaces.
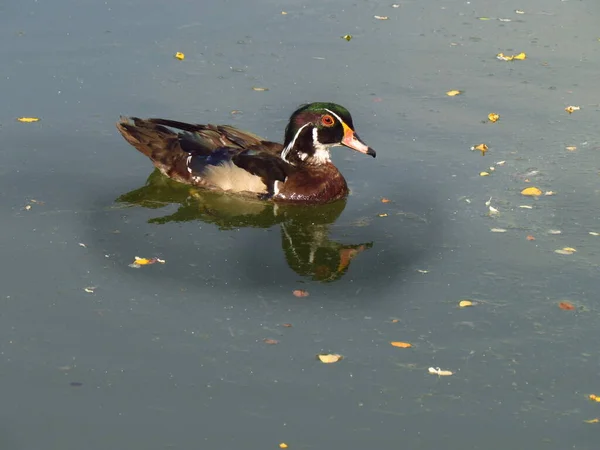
xmin=281 ymin=102 xmax=376 ymax=165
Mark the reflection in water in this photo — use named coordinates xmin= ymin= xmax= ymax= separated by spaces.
xmin=116 ymin=170 xmax=372 ymax=282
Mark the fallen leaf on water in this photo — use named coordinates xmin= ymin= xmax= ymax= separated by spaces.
xmin=392 ymin=4 xmax=400 ymax=7
xmin=381 ymin=197 xmax=391 ymax=203
xmin=589 ymin=394 xmax=600 ymax=402
xmin=554 ymin=247 xmax=576 ymax=255
xmin=488 ymin=205 xmax=499 ymax=215
xmin=342 ymin=34 xmax=353 ymax=41
xmin=391 ymin=319 xmax=400 ymax=323
xmin=174 ymin=52 xmax=185 ymax=60
xmin=416 ymin=269 xmax=429 ymax=273
xmin=589 ymin=232 xmax=600 ymax=236
xmin=480 ymin=171 xmax=490 ymax=177
xmin=490 ymin=228 xmax=507 ymax=233
xmin=24 ymin=204 xmax=32 ymax=210
xmin=129 ymin=256 xmax=166 ymax=268
xmin=279 ymin=443 xmax=289 ymax=449
xmin=446 ymin=90 xmax=461 ymax=96
xmin=378 ymin=213 xmax=388 ymax=217
xmin=496 ymin=160 xmax=506 ymax=166
xmin=559 ymin=301 xmax=576 ymax=311
xmin=471 ymin=143 xmax=488 ymax=155
xmin=566 ymin=146 xmax=577 ymax=151
xmin=488 ymin=113 xmax=500 ymax=123
xmin=317 ymin=353 xmax=343 ymax=364
xmin=548 ymin=229 xmax=562 ymax=235
xmin=374 ymin=15 xmax=389 ymax=20
xmin=17 ymin=117 xmax=40 ymax=122
xmin=526 ymin=235 xmax=535 ymax=241
xmin=515 ymin=10 xmax=525 ymax=14
xmin=565 ymin=105 xmax=580 ymax=114
xmin=544 ymin=191 xmax=555 ymax=196
xmin=263 ymin=338 xmax=279 ymax=345
xmin=496 ymin=52 xmax=526 ymax=61
xmin=282 ymin=323 xmax=293 ymax=328
xmin=459 ymin=300 xmax=474 ymax=307
xmin=390 ymin=341 xmax=412 ymax=348
xmin=521 ymin=187 xmax=543 ymax=196
xmin=252 ymin=87 xmax=269 ymax=91
xmin=293 ymin=289 xmax=309 ymax=297
xmin=281 ymin=11 xmax=287 ymax=15
xmin=584 ymin=418 xmax=600 ymax=424
xmin=428 ymin=367 xmax=453 ymax=376
xmin=84 ymin=287 xmax=96 ymax=293
xmin=230 ymin=110 xmax=243 ymax=115
xmin=519 ymin=205 xmax=533 ymax=209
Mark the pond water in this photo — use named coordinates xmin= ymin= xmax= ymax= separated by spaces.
xmin=2 ymin=0 xmax=600 ymax=448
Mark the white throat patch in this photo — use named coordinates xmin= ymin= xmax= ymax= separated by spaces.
xmin=311 ymin=127 xmax=331 ymax=164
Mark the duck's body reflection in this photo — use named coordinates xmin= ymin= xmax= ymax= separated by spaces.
xmin=117 ymin=170 xmax=372 ymax=282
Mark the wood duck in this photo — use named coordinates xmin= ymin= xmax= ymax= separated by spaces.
xmin=116 ymin=102 xmax=375 ymax=203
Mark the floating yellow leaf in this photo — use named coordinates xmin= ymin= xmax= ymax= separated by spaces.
xmin=83 ymin=287 xmax=96 ymax=293
xmin=374 ymin=15 xmax=389 ymax=20
xmin=521 ymin=187 xmax=542 ymax=196
xmin=589 ymin=232 xmax=600 ymax=236
xmin=589 ymin=394 xmax=600 ymax=402
xmin=317 ymin=353 xmax=343 ymax=364
xmin=471 ymin=143 xmax=488 ymax=155
xmin=584 ymin=418 xmax=600 ymax=424
xmin=390 ymin=341 xmax=412 ymax=348
xmin=279 ymin=443 xmax=288 ymax=449
xmin=252 ymin=87 xmax=269 ymax=91
xmin=515 ymin=10 xmax=525 ymax=14
xmin=342 ymin=34 xmax=353 ymax=41
xmin=174 ymin=52 xmax=185 ymax=60
xmin=565 ymin=146 xmax=577 ymax=151
xmin=496 ymin=52 xmax=526 ymax=61
xmin=478 ymin=17 xmax=491 ymax=21
xmin=129 ymin=256 xmax=166 ymax=268
xmin=17 ymin=117 xmax=40 ymax=122
xmin=554 ymin=247 xmax=576 ymax=255
xmin=381 ymin=197 xmax=391 ymax=203
xmin=459 ymin=300 xmax=474 ymax=307
xmin=378 ymin=213 xmax=388 ymax=217
xmin=428 ymin=367 xmax=453 ymax=376
xmin=446 ymin=90 xmax=462 ymax=96
xmin=281 ymin=11 xmax=287 ymax=15
xmin=490 ymin=228 xmax=507 ymax=233
xmin=565 ymin=105 xmax=580 ymax=114
xmin=488 ymin=113 xmax=500 ymax=123
xmin=480 ymin=171 xmax=490 ymax=177
xmin=513 ymin=52 xmax=527 ymax=60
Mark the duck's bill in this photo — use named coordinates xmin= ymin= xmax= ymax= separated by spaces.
xmin=342 ymin=128 xmax=376 ymax=158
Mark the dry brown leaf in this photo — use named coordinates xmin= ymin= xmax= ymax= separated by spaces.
xmin=317 ymin=353 xmax=343 ymax=364
xmin=263 ymin=338 xmax=279 ymax=345
xmin=391 ymin=319 xmax=399 ymax=323
xmin=342 ymin=34 xmax=352 ymax=41
xmin=521 ymin=187 xmax=543 ymax=196
xmin=292 ymin=289 xmax=309 ymax=297
xmin=282 ymin=323 xmax=293 ymax=328
xmin=526 ymin=235 xmax=535 ymax=241
xmin=381 ymin=197 xmax=391 ymax=203
xmin=390 ymin=341 xmax=412 ymax=348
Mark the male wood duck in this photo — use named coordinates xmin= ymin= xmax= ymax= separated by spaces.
xmin=116 ymin=102 xmax=375 ymax=203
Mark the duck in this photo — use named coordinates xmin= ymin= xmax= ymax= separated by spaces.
xmin=116 ymin=102 xmax=375 ymax=204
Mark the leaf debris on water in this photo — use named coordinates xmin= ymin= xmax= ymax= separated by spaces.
xmin=589 ymin=394 xmax=600 ymax=402
xmin=565 ymin=105 xmax=580 ymax=114
xmin=174 ymin=52 xmax=185 ymax=60
xmin=390 ymin=341 xmax=412 ymax=348
xmin=589 ymin=232 xmax=600 ymax=236
xmin=279 ymin=443 xmax=289 ymax=449
xmin=566 ymin=146 xmax=577 ymax=151
xmin=263 ymin=338 xmax=279 ymax=345
xmin=381 ymin=197 xmax=391 ymax=203
xmin=558 ymin=301 xmax=576 ymax=311
xmin=488 ymin=205 xmax=499 ymax=216
xmin=554 ymin=247 xmax=576 ymax=255
xmin=293 ymin=289 xmax=309 ymax=298
xmin=446 ymin=90 xmax=461 ymax=96
xmin=515 ymin=10 xmax=525 ymax=14
xmin=317 ymin=353 xmax=343 ymax=364
xmin=471 ymin=143 xmax=488 ymax=155
xmin=490 ymin=228 xmax=507 ymax=233
xmin=519 ymin=205 xmax=533 ymax=209
xmin=252 ymin=87 xmax=269 ymax=91
xmin=428 ymin=367 xmax=453 ymax=376
xmin=480 ymin=171 xmax=490 ymax=177
xmin=459 ymin=300 xmax=474 ymax=307
xmin=17 ymin=117 xmax=40 ymax=123
xmin=129 ymin=256 xmax=166 ymax=268
xmin=526 ymin=235 xmax=535 ymax=241
xmin=521 ymin=187 xmax=543 ymax=197
xmin=488 ymin=113 xmax=500 ymax=123
xmin=378 ymin=213 xmax=388 ymax=217
xmin=84 ymin=287 xmax=96 ymax=293
xmin=496 ymin=52 xmax=526 ymax=61
xmin=374 ymin=15 xmax=389 ymax=20
xmin=342 ymin=34 xmax=352 ymax=41
xmin=584 ymin=418 xmax=600 ymax=424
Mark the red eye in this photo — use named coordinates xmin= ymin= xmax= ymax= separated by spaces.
xmin=321 ymin=115 xmax=335 ymax=127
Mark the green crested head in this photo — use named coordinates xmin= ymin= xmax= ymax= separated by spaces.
xmin=281 ymin=102 xmax=375 ymax=165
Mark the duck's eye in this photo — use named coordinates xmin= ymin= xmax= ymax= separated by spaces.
xmin=321 ymin=115 xmax=335 ymax=127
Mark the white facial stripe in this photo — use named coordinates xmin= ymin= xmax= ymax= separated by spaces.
xmin=324 ymin=108 xmax=348 ymax=128
xmin=281 ymin=123 xmax=310 ymax=163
